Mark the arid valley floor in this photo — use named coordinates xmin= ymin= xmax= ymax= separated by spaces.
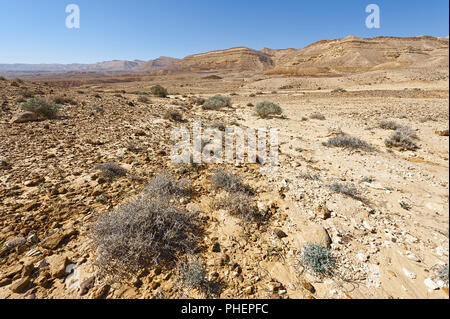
xmin=0 ymin=36 xmax=449 ymax=299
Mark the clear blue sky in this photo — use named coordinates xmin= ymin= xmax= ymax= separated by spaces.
xmin=0 ymin=0 xmax=448 ymax=64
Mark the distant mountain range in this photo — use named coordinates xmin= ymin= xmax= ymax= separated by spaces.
xmin=1 ymin=36 xmax=448 ymax=75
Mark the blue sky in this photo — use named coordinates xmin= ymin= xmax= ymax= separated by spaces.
xmin=0 ymin=0 xmax=448 ymax=64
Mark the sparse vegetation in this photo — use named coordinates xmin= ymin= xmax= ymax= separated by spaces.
xmin=385 ymin=129 xmax=419 ymax=151
xmin=52 ymin=96 xmax=78 ymax=106
xmin=329 ymin=182 xmax=359 ymax=199
xmin=144 ymin=174 xmax=192 ymax=198
xmin=255 ymin=101 xmax=283 ymax=118
xmin=419 ymin=115 xmax=438 ymax=123
xmin=20 ymin=97 xmax=61 ymax=118
xmin=137 ymin=95 xmax=150 ymax=103
xmin=211 ymin=169 xmax=253 ymax=195
xmin=324 ymin=134 xmax=373 ymax=151
xmin=151 ymin=85 xmax=168 ymax=98
xmin=301 ymin=244 xmax=335 ymax=277
xmin=216 ymin=191 xmax=262 ymax=222
xmin=202 ymin=95 xmax=232 ymax=110
xmin=400 ymin=201 xmax=411 ymax=211
xmin=96 ymin=162 xmax=128 ymax=180
xmin=436 ymin=265 xmax=449 ymax=286
xmin=91 ymin=196 xmax=200 ymax=279
xmin=310 ymin=113 xmax=326 ymax=120
xmin=164 ymin=108 xmax=183 ymax=122
xmin=361 ymin=176 xmax=374 ymax=183
xmin=379 ymin=120 xmax=401 ymax=130
xmin=179 ymin=258 xmax=224 ymax=297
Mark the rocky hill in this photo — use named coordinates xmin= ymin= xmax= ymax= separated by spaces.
xmin=1 ymin=36 xmax=448 ymax=78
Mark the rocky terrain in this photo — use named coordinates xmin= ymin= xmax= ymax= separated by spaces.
xmin=2 ymin=36 xmax=448 ymax=77
xmin=0 ymin=36 xmax=449 ymax=300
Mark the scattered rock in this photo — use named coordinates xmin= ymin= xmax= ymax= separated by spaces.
xmin=48 ymin=255 xmax=69 ymax=278
xmin=302 ymin=281 xmax=316 ymax=293
xmin=10 ymin=277 xmax=31 ymax=293
xmin=403 ymin=268 xmax=417 ymax=279
xmin=10 ymin=111 xmax=38 ymax=124
xmin=302 ymin=225 xmax=332 ymax=248
xmin=435 ymin=130 xmax=449 ymax=136
xmin=424 ymin=278 xmax=439 ymax=291
xmin=4 ymin=237 xmax=26 ymax=250
xmin=80 ymin=276 xmax=96 ymax=296
xmin=274 ymin=229 xmax=288 ymax=239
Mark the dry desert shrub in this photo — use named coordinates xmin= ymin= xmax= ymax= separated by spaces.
xmin=91 ymin=196 xmax=200 ymax=280
xmin=137 ymin=95 xmax=150 ymax=103
xmin=211 ymin=169 xmax=253 ymax=195
xmin=150 ymin=85 xmax=168 ymax=98
xmin=216 ymin=192 xmax=261 ymax=222
xmin=202 ymin=95 xmax=232 ymax=110
xmin=379 ymin=120 xmax=401 ymax=130
xmin=179 ymin=258 xmax=225 ymax=297
xmin=385 ymin=129 xmax=419 ymax=151
xmin=329 ymin=182 xmax=359 ymax=199
xmin=324 ymin=134 xmax=373 ymax=151
xmin=144 ymin=174 xmax=192 ymax=198
xmin=419 ymin=115 xmax=438 ymax=123
xmin=52 ymin=96 xmax=78 ymax=106
xmin=164 ymin=108 xmax=183 ymax=122
xmin=20 ymin=97 xmax=61 ymax=118
xmin=255 ymin=101 xmax=283 ymax=118
xmin=96 ymin=162 xmax=128 ymax=180
xmin=309 ymin=113 xmax=326 ymax=120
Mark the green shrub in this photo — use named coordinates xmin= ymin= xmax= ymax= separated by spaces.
xmin=301 ymin=244 xmax=335 ymax=276
xmin=20 ymin=97 xmax=61 ymax=118
xmin=151 ymin=85 xmax=168 ymax=98
xmin=255 ymin=101 xmax=282 ymax=118
xmin=202 ymin=95 xmax=231 ymax=110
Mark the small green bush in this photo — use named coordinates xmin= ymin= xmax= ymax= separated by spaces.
xmin=151 ymin=85 xmax=168 ymax=98
xmin=20 ymin=97 xmax=61 ymax=118
xmin=202 ymin=95 xmax=231 ymax=110
xmin=255 ymin=101 xmax=282 ymax=118
xmin=301 ymin=244 xmax=335 ymax=276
